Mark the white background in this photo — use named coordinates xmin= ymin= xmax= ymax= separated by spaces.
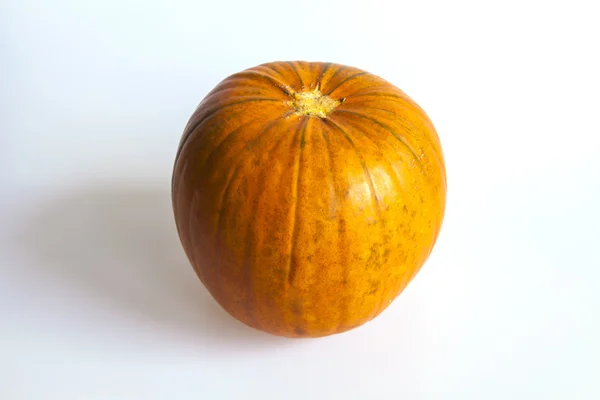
xmin=2 ymin=0 xmax=599 ymax=398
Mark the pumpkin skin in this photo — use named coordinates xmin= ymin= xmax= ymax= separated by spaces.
xmin=172 ymin=61 xmax=446 ymax=338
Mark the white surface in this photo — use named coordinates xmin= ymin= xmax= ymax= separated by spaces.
xmin=2 ymin=0 xmax=599 ymax=399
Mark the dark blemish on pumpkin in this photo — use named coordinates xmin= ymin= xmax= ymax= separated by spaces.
xmin=294 ymin=327 xmax=305 ymax=335
xmin=314 ymin=220 xmax=324 ymax=242
xmin=411 ymin=210 xmax=417 ymax=218
xmin=338 ymin=219 xmax=347 ymax=234
xmin=366 ymin=244 xmax=380 ymax=267
xmin=403 ymin=204 xmax=408 ymax=213
xmin=306 ymin=255 xmax=312 ymax=261
xmin=383 ymin=248 xmax=391 ymax=258
xmin=368 ymin=281 xmax=379 ymax=295
xmin=291 ymin=301 xmax=302 ymax=315
xmin=339 ymin=97 xmax=346 ymax=104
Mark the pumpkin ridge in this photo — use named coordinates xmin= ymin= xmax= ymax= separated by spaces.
xmin=317 ymin=118 xmax=338 ymax=220
xmin=330 ymin=115 xmax=408 ymax=194
xmin=213 ymin=113 xmax=293 ymax=245
xmin=252 ymin=65 xmax=292 ymax=91
xmin=319 ymin=121 xmax=349 ymax=330
xmin=326 ymin=116 xmax=403 ymax=316
xmin=175 ymin=97 xmax=281 ymax=169
xmin=237 ymin=70 xmax=293 ymax=96
xmin=212 ymin=115 xmax=290 ymax=326
xmin=327 ymin=115 xmax=416 ymax=193
xmin=175 ymin=114 xmax=257 ymax=244
xmin=176 ymin=113 xmax=275 ymax=275
xmin=343 ymin=104 xmax=445 ymax=178
xmin=326 ymin=118 xmax=387 ymax=318
xmin=315 ymin=62 xmax=333 ymax=90
xmin=325 ymin=71 xmax=370 ymax=96
xmin=345 ymin=91 xmax=405 ymax=100
xmin=208 ymin=76 xmax=288 ymax=99
xmin=285 ymin=61 xmax=305 ymax=89
xmin=333 ymin=108 xmax=424 ymax=173
xmin=244 ymin=114 xmax=305 ymax=332
xmin=236 ymin=69 xmax=290 ymax=96
xmin=345 ymin=90 xmax=444 ymax=158
xmin=343 ymin=85 xmax=395 ymax=97
xmin=199 ymin=86 xmax=275 ymax=102
xmin=287 ymin=118 xmax=310 ymax=287
xmin=320 ymin=65 xmax=344 ymax=93
xmin=325 ymin=117 xmax=385 ymax=219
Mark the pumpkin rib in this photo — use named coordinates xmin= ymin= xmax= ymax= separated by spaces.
xmin=325 ymin=71 xmax=370 ymax=96
xmin=321 ymin=65 xmax=344 ymax=92
xmin=254 ymin=63 xmax=286 ymax=79
xmin=208 ymin=76 xmax=288 ymax=100
xmin=287 ymin=118 xmax=310 ymax=287
xmin=330 ymin=116 xmax=412 ymax=317
xmin=211 ymin=162 xmax=243 ymax=312
xmin=344 ymin=91 xmax=405 ymax=100
xmin=344 ymin=85 xmax=402 ymax=99
xmin=345 ymin=92 xmax=437 ymax=129
xmin=324 ymin=117 xmax=385 ymax=220
xmin=332 ymin=109 xmax=423 ymax=173
xmin=240 ymin=115 xmax=296 ymax=329
xmin=285 ymin=61 xmax=305 ymax=89
xmin=200 ymin=86 xmax=275 ymax=101
xmin=205 ymin=73 xmax=290 ymax=99
xmin=315 ymin=62 xmax=332 ymax=90
xmin=187 ymin=120 xmax=260 ymax=231
xmin=175 ymin=114 xmax=258 ymax=246
xmin=175 ymin=110 xmax=276 ymax=263
xmin=345 ymin=91 xmax=442 ymax=152
xmin=331 ymin=110 xmax=442 ymax=261
xmin=343 ymin=104 xmax=444 ymax=178
xmin=325 ymin=117 xmax=387 ymax=321
xmin=213 ymin=114 xmax=294 ymax=249
xmin=244 ymin=112 xmax=296 ymax=152
xmin=318 ymin=119 xmax=349 ymax=331
xmin=317 ymin=118 xmax=338 ymax=220
xmin=235 ymin=70 xmax=293 ymax=96
xmin=197 ymin=120 xmax=259 ymax=178
xmin=176 ymin=98 xmax=282 ymax=170
xmin=328 ymin=115 xmax=408 ymax=199
xmin=253 ymin=64 xmax=291 ymax=90
xmin=211 ymin=115 xmax=291 ymax=327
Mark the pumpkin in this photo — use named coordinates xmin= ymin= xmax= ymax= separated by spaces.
xmin=172 ymin=61 xmax=446 ymax=338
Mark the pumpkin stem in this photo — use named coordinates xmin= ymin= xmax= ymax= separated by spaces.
xmin=288 ymin=88 xmax=341 ymax=118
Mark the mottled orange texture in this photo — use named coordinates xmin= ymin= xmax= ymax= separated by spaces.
xmin=172 ymin=61 xmax=447 ymax=338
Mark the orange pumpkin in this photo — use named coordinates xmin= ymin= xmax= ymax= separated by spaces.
xmin=172 ymin=61 xmax=446 ymax=338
